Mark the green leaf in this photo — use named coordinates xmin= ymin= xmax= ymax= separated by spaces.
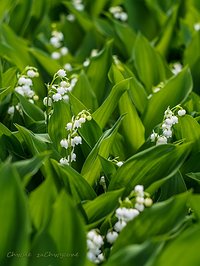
xmin=133 ymin=33 xmax=170 ymax=93
xmin=13 ymin=152 xmax=50 ymax=186
xmin=93 ymin=78 xmax=131 ymax=129
xmin=16 ymin=92 xmax=45 ymax=122
xmin=154 ymin=225 xmax=200 ymax=266
xmin=28 ymin=231 xmax=59 ymax=266
xmin=86 ymin=39 xmax=113 ymax=104
xmin=83 ymin=188 xmax=124 ymax=224
xmin=155 ymin=5 xmax=178 ymax=57
xmin=105 ymin=241 xmax=162 ymax=266
xmin=184 ymin=31 xmax=200 ymax=92
xmin=51 ymin=159 xmax=96 ymax=203
xmin=0 ymin=163 xmax=30 ymax=266
xmin=29 ymin=47 xmax=61 ymax=76
xmin=111 ymin=192 xmax=190 ymax=254
xmin=0 ymin=24 xmax=33 ymax=70
xmin=174 ymin=114 xmax=200 ymax=152
xmin=48 ymin=190 xmax=86 ymax=266
xmin=81 ymin=115 xmax=124 ymax=186
xmin=48 ymin=100 xmax=72 ymax=150
xmin=29 ymin=176 xmax=57 ymax=230
xmin=143 ymin=67 xmax=193 ymax=136
xmin=119 ymin=91 xmax=145 ymax=153
xmin=108 ymin=143 xmax=190 ymax=195
xmin=72 ymin=70 xmax=98 ymax=111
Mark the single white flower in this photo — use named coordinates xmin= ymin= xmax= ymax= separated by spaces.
xmin=63 ymin=94 xmax=69 ymax=102
xmin=134 ymin=185 xmax=144 ymax=193
xmin=172 ymin=115 xmax=178 ymax=124
xmin=43 ymin=97 xmax=52 ymax=106
xmin=51 ymin=51 xmax=61 ymax=59
xmin=66 ymin=13 xmax=75 ymax=22
xmin=116 ymin=161 xmax=123 ymax=167
xmin=83 ymin=58 xmax=90 ymax=67
xmin=71 ymin=152 xmax=76 ymax=162
xmin=150 ymin=131 xmax=158 ymax=142
xmin=57 ymin=69 xmax=66 ymax=78
xmin=7 ymin=106 xmax=15 ymax=115
xmin=66 ymin=122 xmax=73 ymax=131
xmin=52 ymin=93 xmax=62 ymax=102
xmin=194 ymin=23 xmax=200 ymax=31
xmin=114 ymin=220 xmax=127 ymax=232
xmin=163 ymin=129 xmax=172 ymax=138
xmin=156 ymin=136 xmax=167 ymax=145
xmin=178 ymin=109 xmax=186 ymax=116
xmin=60 ymin=47 xmax=69 ymax=56
xmin=60 ymin=139 xmax=69 ymax=149
xmin=106 ymin=231 xmax=118 ymax=244
xmin=27 ymin=69 xmax=38 ymax=78
xmin=64 ymin=63 xmax=73 ymax=71
xmin=59 ymin=157 xmax=69 ymax=165
xmin=135 ymin=203 xmax=145 ymax=212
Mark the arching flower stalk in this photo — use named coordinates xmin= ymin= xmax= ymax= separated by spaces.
xmin=59 ymin=110 xmax=92 ymax=166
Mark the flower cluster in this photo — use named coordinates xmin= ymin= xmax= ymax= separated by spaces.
xmin=87 ymin=230 xmax=104 ymax=264
xmin=50 ymin=30 xmax=69 ymax=60
xmin=109 ymin=6 xmax=128 ymax=22
xmin=14 ymin=66 xmax=39 ymax=102
xmin=59 ymin=110 xmax=92 ymax=165
xmin=87 ymin=185 xmax=153 ymax=264
xmin=150 ymin=106 xmax=186 ymax=145
xmin=43 ymin=69 xmax=78 ymax=106
xmin=111 ymin=185 xmax=152 ymax=238
xmin=72 ymin=0 xmax=84 ymax=11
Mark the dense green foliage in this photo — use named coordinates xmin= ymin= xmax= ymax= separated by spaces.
xmin=1 ymin=0 xmax=200 ymax=265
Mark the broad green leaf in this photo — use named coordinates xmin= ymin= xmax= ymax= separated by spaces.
xmin=186 ymin=172 xmax=200 ymax=185
xmin=155 ymin=5 xmax=178 ymax=56
xmin=86 ymin=39 xmax=113 ymax=104
xmin=143 ymin=67 xmax=193 ymax=136
xmin=133 ymin=33 xmax=170 ymax=94
xmin=112 ymin=19 xmax=137 ymax=57
xmin=0 ymin=24 xmax=33 ymax=70
xmin=72 ymin=70 xmax=98 ymax=111
xmin=15 ymin=124 xmax=49 ymax=155
xmin=48 ymin=101 xmax=71 ymax=150
xmin=29 ymin=176 xmax=57 ymax=230
xmin=119 ymin=91 xmax=145 ymax=153
xmin=0 ymin=163 xmax=30 ymax=266
xmin=111 ymin=192 xmax=190 ymax=254
xmin=157 ymin=172 xmax=187 ymax=201
xmin=99 ymin=155 xmax=117 ymax=181
xmin=154 ymin=225 xmax=200 ymax=266
xmin=29 ymin=47 xmax=61 ymax=76
xmin=81 ymin=116 xmax=124 ymax=186
xmin=16 ymin=92 xmax=45 ymax=122
xmin=108 ymin=62 xmax=148 ymax=114
xmin=174 ymin=114 xmax=200 ymax=152
xmin=108 ymin=143 xmax=190 ymax=195
xmin=184 ymin=30 xmax=200 ymax=92
xmin=13 ymin=152 xmax=50 ymax=186
xmin=51 ymin=159 xmax=96 ymax=203
xmin=124 ymin=0 xmax=160 ymax=39
xmin=48 ymin=190 xmax=86 ymax=266
xmin=105 ymin=241 xmax=162 ymax=266
xmin=28 ymin=232 xmax=59 ymax=266
xmin=93 ymin=78 xmax=131 ymax=129
xmin=88 ymin=0 xmax=110 ymax=17
xmin=189 ymin=194 xmax=200 ymax=220
xmin=83 ymin=188 xmax=124 ymax=224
